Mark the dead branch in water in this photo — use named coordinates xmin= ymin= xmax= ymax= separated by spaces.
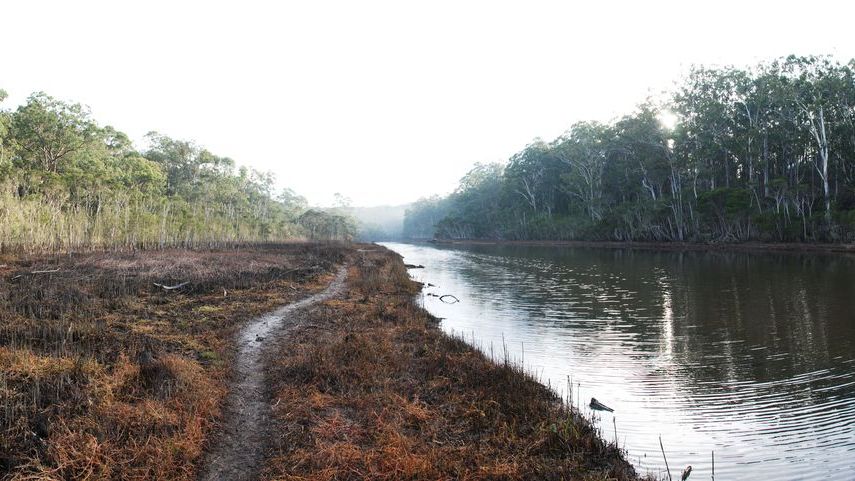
xmin=404 ymin=263 xmax=425 ymax=269
xmin=426 ymin=293 xmax=459 ymax=303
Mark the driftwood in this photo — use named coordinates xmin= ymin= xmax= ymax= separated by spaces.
xmin=11 ymin=268 xmax=61 ymax=280
xmin=404 ymin=263 xmax=425 ymax=269
xmin=427 ymin=293 xmax=459 ymax=302
xmin=153 ymin=281 xmax=190 ymax=291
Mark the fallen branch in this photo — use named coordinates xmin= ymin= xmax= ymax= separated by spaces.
xmin=11 ymin=268 xmax=61 ymax=280
xmin=153 ymin=281 xmax=190 ymax=291
xmin=404 ymin=263 xmax=425 ymax=269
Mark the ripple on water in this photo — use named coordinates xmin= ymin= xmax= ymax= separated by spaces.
xmin=384 ymin=242 xmax=855 ymax=480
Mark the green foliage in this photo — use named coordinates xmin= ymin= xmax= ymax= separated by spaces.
xmin=298 ymin=209 xmax=357 ymax=241
xmin=0 ymin=91 xmax=351 ymax=251
xmin=404 ymin=55 xmax=855 ymax=243
xmin=403 ymin=196 xmax=451 ymax=239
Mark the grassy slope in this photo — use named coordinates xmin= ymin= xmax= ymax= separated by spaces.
xmin=262 ymin=246 xmax=641 ymax=481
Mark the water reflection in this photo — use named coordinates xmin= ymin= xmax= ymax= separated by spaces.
xmin=383 ymin=242 xmax=855 ymax=480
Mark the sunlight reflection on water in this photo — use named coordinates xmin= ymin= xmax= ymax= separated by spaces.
xmin=382 ymin=242 xmax=855 ymax=480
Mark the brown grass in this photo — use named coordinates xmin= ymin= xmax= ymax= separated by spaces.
xmin=2 ymin=243 xmax=646 ymax=480
xmin=262 ymin=246 xmax=643 ymax=481
xmin=0 ymin=243 xmax=348 ymax=480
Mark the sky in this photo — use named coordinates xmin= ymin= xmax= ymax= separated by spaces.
xmin=3 ymin=0 xmax=855 ymax=207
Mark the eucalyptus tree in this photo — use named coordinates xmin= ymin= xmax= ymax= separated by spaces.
xmin=553 ymin=122 xmax=610 ymax=222
xmin=777 ymin=56 xmax=844 ymax=225
xmin=0 ymin=89 xmax=12 ymax=178
xmin=402 ymin=196 xmax=450 ymax=239
xmin=504 ymin=139 xmax=566 ymax=217
xmin=10 ymin=93 xmax=97 ymax=172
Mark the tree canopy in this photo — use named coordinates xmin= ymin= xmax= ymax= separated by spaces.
xmin=0 ymin=91 xmax=354 ymax=251
xmin=404 ymin=55 xmax=855 ymax=243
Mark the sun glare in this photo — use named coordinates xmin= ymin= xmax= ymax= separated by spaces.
xmin=658 ymin=110 xmax=679 ymax=130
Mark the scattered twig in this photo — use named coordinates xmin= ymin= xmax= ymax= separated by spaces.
xmin=439 ymin=294 xmax=459 ymax=303
xmin=30 ymin=268 xmax=61 ymax=275
xmin=153 ymin=281 xmax=190 ymax=291
xmin=11 ymin=268 xmax=61 ymax=280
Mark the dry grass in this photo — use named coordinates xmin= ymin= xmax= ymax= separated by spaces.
xmin=2 ymin=243 xmax=645 ymax=480
xmin=263 ymin=247 xmax=643 ymax=481
xmin=0 ymin=243 xmax=348 ymax=480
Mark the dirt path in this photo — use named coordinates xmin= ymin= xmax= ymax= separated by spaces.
xmin=199 ymin=266 xmax=348 ymax=481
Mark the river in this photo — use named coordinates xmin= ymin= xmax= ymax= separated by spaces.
xmin=382 ymin=242 xmax=855 ymax=480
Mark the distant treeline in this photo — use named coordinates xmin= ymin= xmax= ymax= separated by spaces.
xmin=0 ymin=90 xmax=355 ymax=252
xmin=404 ymin=55 xmax=855 ymax=243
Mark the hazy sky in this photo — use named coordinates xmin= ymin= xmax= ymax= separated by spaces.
xmin=3 ymin=1 xmax=854 ymax=207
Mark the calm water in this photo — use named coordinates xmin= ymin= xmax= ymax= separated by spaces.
xmin=382 ymin=242 xmax=855 ymax=480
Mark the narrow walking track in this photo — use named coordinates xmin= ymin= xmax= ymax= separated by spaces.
xmin=199 ymin=266 xmax=348 ymax=481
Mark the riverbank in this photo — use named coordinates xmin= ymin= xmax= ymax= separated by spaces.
xmin=0 ymin=244 xmax=641 ymax=480
xmin=261 ymin=246 xmax=640 ymax=480
xmin=432 ymin=238 xmax=855 ymax=254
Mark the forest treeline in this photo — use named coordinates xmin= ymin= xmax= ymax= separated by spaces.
xmin=0 ymin=90 xmax=355 ymax=252
xmin=404 ymin=55 xmax=855 ymax=243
